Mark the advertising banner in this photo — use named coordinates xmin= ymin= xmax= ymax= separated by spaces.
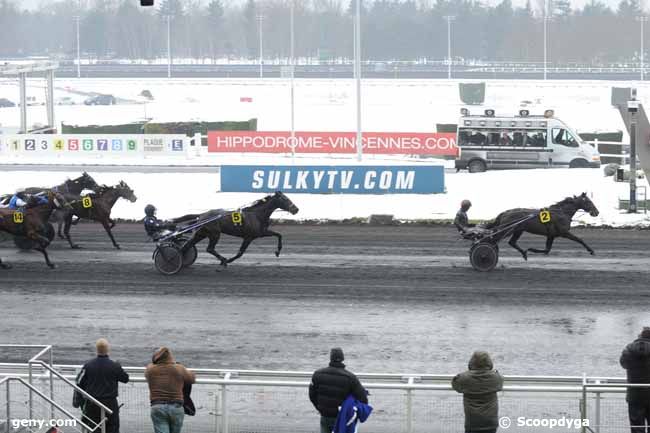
xmin=208 ymin=131 xmax=458 ymax=156
xmin=0 ymin=134 xmax=188 ymax=158
xmin=220 ymin=165 xmax=445 ymax=194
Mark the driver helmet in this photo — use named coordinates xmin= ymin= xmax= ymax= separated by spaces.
xmin=461 ymin=199 xmax=472 ymax=211
xmin=144 ymin=204 xmax=157 ymax=217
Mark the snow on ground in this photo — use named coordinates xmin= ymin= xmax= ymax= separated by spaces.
xmin=0 ymin=167 xmax=647 ymax=227
xmin=0 ymin=78 xmax=638 ymax=134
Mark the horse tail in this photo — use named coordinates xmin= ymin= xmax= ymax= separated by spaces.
xmin=483 ymin=214 xmax=502 ymax=230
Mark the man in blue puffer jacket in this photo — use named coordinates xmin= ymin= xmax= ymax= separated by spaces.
xmin=333 ymin=394 xmax=372 ymax=433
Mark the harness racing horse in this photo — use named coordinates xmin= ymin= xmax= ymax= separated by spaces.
xmin=180 ymin=191 xmax=299 ymax=267
xmin=484 ymin=192 xmax=599 ymax=260
xmin=58 ymin=181 xmax=137 ymax=249
xmin=0 ymin=172 xmax=100 ymax=205
xmin=0 ymin=192 xmax=69 ymax=269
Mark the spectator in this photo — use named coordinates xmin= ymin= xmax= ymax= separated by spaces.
xmin=77 ymin=338 xmax=129 ymax=433
xmin=309 ymin=348 xmax=369 ymax=433
xmin=145 ymin=347 xmax=196 ymax=433
xmin=620 ymin=327 xmax=650 ymax=433
xmin=452 ymin=351 xmax=504 ymax=433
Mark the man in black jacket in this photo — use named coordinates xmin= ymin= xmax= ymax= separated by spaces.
xmin=621 ymin=327 xmax=650 ymax=433
xmin=78 ymin=339 xmax=129 ymax=433
xmin=309 ymin=348 xmax=368 ymax=433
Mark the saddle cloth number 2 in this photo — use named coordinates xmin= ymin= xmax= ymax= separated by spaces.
xmin=539 ymin=210 xmax=551 ymax=224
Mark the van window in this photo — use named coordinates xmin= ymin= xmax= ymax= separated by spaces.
xmin=552 ymin=128 xmax=578 ymax=148
xmin=524 ymin=130 xmax=547 ymax=147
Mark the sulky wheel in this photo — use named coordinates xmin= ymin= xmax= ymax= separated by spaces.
xmin=154 ymin=243 xmax=183 ymax=275
xmin=173 ymin=237 xmax=198 ymax=268
xmin=469 ymin=242 xmax=499 ymax=272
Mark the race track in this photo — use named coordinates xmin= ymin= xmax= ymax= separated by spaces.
xmin=0 ymin=223 xmax=648 ymax=377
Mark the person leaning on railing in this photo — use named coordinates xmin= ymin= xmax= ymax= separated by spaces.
xmin=76 ymin=338 xmax=129 ymax=433
xmin=620 ymin=327 xmax=650 ymax=433
xmin=145 ymin=347 xmax=196 ymax=433
xmin=452 ymin=351 xmax=504 ymax=433
xmin=309 ymin=348 xmax=369 ymax=433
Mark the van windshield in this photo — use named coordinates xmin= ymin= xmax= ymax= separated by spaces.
xmin=551 ymin=128 xmax=579 ymax=148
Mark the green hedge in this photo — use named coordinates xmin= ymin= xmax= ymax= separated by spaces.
xmin=62 ymin=119 xmax=258 ymax=138
xmin=459 ymin=82 xmax=485 ymax=105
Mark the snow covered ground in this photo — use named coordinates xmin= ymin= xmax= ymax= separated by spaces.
xmin=0 ymin=167 xmax=647 ymax=227
xmin=0 ymin=77 xmax=639 ymax=134
xmin=1 ymin=77 xmax=648 ymax=226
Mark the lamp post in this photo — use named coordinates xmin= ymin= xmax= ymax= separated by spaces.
xmin=443 ymin=16 xmax=455 ymax=79
xmin=74 ymin=15 xmax=81 ymax=78
xmin=628 ymin=89 xmax=639 ymax=213
xmin=257 ymin=14 xmax=264 ymax=78
xmin=637 ymin=16 xmax=648 ymax=81
xmin=355 ymin=0 xmax=362 ymax=161
xmin=290 ymin=0 xmax=296 ymax=158
xmin=543 ymin=0 xmax=551 ymax=80
xmin=166 ymin=15 xmax=172 ymax=78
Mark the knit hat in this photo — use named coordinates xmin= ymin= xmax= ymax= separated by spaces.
xmin=468 ymin=351 xmax=493 ymax=370
xmin=330 ymin=347 xmax=344 ymax=363
xmin=640 ymin=327 xmax=650 ymax=339
xmin=152 ymin=346 xmax=174 ymax=364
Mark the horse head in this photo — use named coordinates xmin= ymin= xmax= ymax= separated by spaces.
xmin=575 ymin=192 xmax=599 ymax=217
xmin=79 ymin=172 xmax=100 ymax=191
xmin=273 ymin=191 xmax=299 ymax=215
xmin=116 ymin=181 xmax=137 ymax=203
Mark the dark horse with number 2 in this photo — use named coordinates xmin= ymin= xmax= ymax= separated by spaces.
xmin=484 ymin=192 xmax=599 ymax=260
xmin=177 ymin=191 xmax=299 ymax=268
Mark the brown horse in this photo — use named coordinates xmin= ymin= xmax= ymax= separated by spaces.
xmin=57 ymin=181 xmax=137 ymax=249
xmin=0 ymin=192 xmax=68 ymax=269
xmin=484 ymin=193 xmax=600 ymax=260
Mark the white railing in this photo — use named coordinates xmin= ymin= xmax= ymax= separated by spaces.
xmin=0 ymin=362 xmax=644 ymax=433
xmin=587 ymin=139 xmax=629 ymax=163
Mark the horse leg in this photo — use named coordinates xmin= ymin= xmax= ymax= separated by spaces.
xmin=561 ymin=231 xmax=595 ymax=255
xmin=64 ymin=214 xmax=81 ymax=249
xmin=205 ymin=233 xmax=228 ymax=267
xmin=508 ymin=230 xmax=528 ymax=261
xmin=109 ymin=218 xmax=116 ymax=229
xmin=101 ymin=220 xmax=121 ymax=249
xmin=30 ymin=235 xmax=55 ymax=269
xmin=527 ymin=236 xmax=554 ymax=255
xmin=226 ymin=238 xmax=253 ymax=264
xmin=261 ymin=230 xmax=283 ymax=257
xmin=56 ymin=211 xmax=66 ymax=239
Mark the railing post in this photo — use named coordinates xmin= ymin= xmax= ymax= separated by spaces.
xmin=28 ymin=362 xmax=33 ymax=420
xmin=406 ymin=377 xmax=414 ymax=433
xmin=6 ymin=379 xmax=10 ymax=433
xmin=101 ymin=407 xmax=106 ymax=433
xmin=594 ymin=388 xmax=601 ymax=433
xmin=214 ymin=388 xmax=220 ymax=433
xmin=221 ymin=373 xmax=230 ymax=433
xmin=49 ymin=347 xmax=54 ymax=420
xmin=581 ymin=373 xmax=588 ymax=433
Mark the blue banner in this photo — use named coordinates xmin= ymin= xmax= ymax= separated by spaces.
xmin=220 ymin=165 xmax=445 ymax=194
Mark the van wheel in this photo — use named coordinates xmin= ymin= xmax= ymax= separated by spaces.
xmin=569 ymin=159 xmax=589 ymax=168
xmin=468 ymin=160 xmax=487 ymax=173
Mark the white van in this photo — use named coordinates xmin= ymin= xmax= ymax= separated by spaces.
xmin=455 ymin=109 xmax=601 ymax=172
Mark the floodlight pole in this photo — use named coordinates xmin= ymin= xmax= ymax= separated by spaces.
xmin=166 ymin=15 xmax=172 ymax=78
xmin=355 ymin=0 xmax=362 ymax=161
xmin=290 ymin=0 xmax=295 ymax=156
xmin=443 ymin=16 xmax=455 ymax=79
xmin=637 ymin=16 xmax=648 ymax=81
xmin=74 ymin=15 xmax=81 ymax=78
xmin=258 ymin=14 xmax=264 ymax=78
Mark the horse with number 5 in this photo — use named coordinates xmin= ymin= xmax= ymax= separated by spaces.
xmin=178 ymin=191 xmax=299 ymax=268
xmin=484 ymin=192 xmax=600 ymax=260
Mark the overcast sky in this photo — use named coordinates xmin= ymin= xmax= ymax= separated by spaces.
xmin=17 ymin=0 xmax=625 ymax=13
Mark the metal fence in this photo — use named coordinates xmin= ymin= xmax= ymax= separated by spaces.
xmin=0 ymin=362 xmax=646 ymax=433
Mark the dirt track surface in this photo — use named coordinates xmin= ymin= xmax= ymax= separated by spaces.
xmin=1 ymin=223 xmax=649 ymax=376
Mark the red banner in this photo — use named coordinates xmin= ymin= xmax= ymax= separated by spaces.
xmin=207 ymin=131 xmax=458 ymax=156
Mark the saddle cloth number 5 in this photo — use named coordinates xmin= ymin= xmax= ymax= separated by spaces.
xmin=82 ymin=196 xmax=93 ymax=209
xmin=232 ymin=211 xmax=243 ymax=226
xmin=539 ymin=210 xmax=551 ymax=224
xmin=13 ymin=211 xmax=24 ymax=224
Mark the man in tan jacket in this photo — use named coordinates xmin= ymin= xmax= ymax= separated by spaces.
xmin=145 ymin=347 xmax=196 ymax=433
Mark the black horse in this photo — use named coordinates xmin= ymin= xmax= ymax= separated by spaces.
xmin=179 ymin=191 xmax=299 ymax=267
xmin=484 ymin=193 xmax=599 ymax=260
